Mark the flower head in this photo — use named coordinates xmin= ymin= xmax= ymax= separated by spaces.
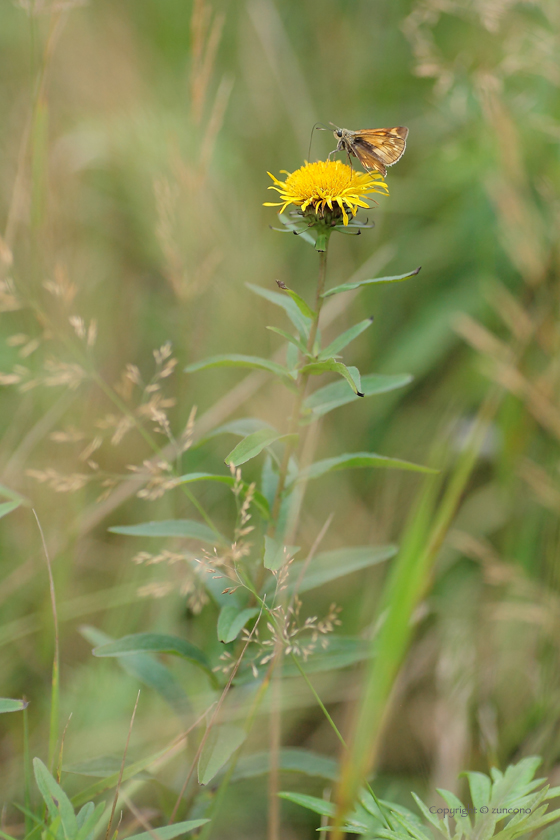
xmin=264 ymin=159 xmax=388 ymax=226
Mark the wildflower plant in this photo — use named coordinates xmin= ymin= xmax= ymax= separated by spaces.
xmin=80 ymin=153 xmax=436 ymax=834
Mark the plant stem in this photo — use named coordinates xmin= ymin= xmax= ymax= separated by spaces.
xmin=269 ymin=236 xmax=331 ymax=532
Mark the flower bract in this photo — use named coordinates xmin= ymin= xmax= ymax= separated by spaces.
xmin=264 ymin=159 xmax=388 ymax=226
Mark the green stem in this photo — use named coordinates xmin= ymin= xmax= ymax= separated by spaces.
xmin=23 ymin=702 xmax=32 ymax=835
xmin=290 ymin=654 xmax=393 ymax=831
xmin=268 ymin=234 xmax=331 ymax=533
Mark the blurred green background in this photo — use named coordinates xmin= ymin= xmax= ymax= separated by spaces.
xmin=1 ymin=0 xmax=559 ymax=835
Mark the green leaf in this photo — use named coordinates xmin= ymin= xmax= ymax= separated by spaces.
xmin=174 ymin=473 xmax=270 ymax=518
xmin=302 ymin=373 xmax=413 ymax=422
xmin=266 ymin=326 xmax=309 ymax=356
xmin=0 ymin=501 xmax=20 ymax=519
xmin=217 ymin=606 xmax=260 ymax=643
xmin=0 ymin=697 xmax=28 ymax=713
xmin=234 ymin=637 xmax=371 ymax=684
xmin=299 ymin=360 xmax=363 ymax=395
xmin=264 ymin=535 xmax=300 ymax=571
xmin=184 ymin=354 xmax=295 ymax=386
xmin=275 ymin=280 xmax=316 ymax=319
xmin=274 ymin=544 xmax=397 ymax=594
xmin=319 ymin=318 xmax=374 ymax=360
xmin=0 ymin=482 xmax=27 ymax=504
xmin=246 ymin=283 xmax=311 ymax=338
xmin=71 ymin=743 xmax=171 ymax=807
xmin=198 ymin=724 xmax=247 ymax=785
xmin=322 ymin=266 xmax=422 ymax=297
xmin=63 ymin=754 xmax=151 ymax=779
xmin=278 ymin=792 xmax=335 ymax=818
xmin=225 ymin=429 xmax=298 ymax=467
xmin=75 ymin=802 xmax=105 ymax=840
xmin=230 ymin=748 xmax=339 ymax=782
xmin=33 ymin=759 xmax=77 ymax=839
xmin=92 ymin=633 xmax=213 ymax=679
xmin=80 ymin=626 xmax=190 ymax=715
xmin=125 ymin=821 xmax=210 ymax=840
xmin=297 ymin=452 xmax=437 ymax=482
xmin=465 ymin=770 xmax=492 ymax=811
xmin=198 ymin=418 xmax=275 ymax=444
xmin=109 ymin=519 xmax=226 ymax=546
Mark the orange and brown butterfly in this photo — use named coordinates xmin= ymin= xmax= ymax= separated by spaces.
xmin=330 ymin=125 xmax=409 ymax=177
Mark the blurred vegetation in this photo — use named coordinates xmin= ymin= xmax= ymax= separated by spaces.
xmin=0 ymin=0 xmax=560 ymax=837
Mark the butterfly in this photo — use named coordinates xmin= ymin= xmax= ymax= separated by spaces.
xmin=330 ymin=125 xmax=409 ymax=177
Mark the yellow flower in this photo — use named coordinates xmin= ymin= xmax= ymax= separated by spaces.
xmin=264 ymin=159 xmax=388 ymax=226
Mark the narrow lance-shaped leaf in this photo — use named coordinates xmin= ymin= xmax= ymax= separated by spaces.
xmin=33 ymin=759 xmax=77 ymax=839
xmin=0 ymin=698 xmax=29 ymax=713
xmin=302 ymin=372 xmax=413 ymax=422
xmin=92 ymin=633 xmax=214 ymax=681
xmin=271 ymin=544 xmax=397 ymax=595
xmin=318 ymin=317 xmax=374 ymax=360
xmin=225 ymin=429 xmax=298 ymax=468
xmin=109 ymin=519 xmax=227 ymax=546
xmin=198 ymin=724 xmax=247 ymax=785
xmin=80 ymin=625 xmax=190 ymax=715
xmin=266 ymin=326 xmax=310 ymax=357
xmin=184 ymin=353 xmax=296 ymax=386
xmin=0 ymin=501 xmax=20 ymax=519
xmin=322 ymin=266 xmax=421 ymax=298
xmin=275 ymin=280 xmax=316 ymax=319
xmin=297 ymin=452 xmax=437 ymax=482
xmin=229 ymin=748 xmax=339 ymax=782
xmin=174 ymin=472 xmax=270 ymax=518
xmin=299 ymin=360 xmax=363 ymax=396
xmin=217 ymin=605 xmax=260 ymax=643
xmin=246 ymin=282 xmax=311 ymax=338
xmin=263 ymin=534 xmax=300 ymax=571
xmin=125 ymin=821 xmax=210 ymax=840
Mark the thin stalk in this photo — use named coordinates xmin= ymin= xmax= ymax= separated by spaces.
xmin=290 ymin=654 xmax=393 ymax=831
xmin=269 ymin=237 xmax=330 ymax=531
xmin=23 ymin=702 xmax=32 ymax=835
xmin=32 ymin=510 xmax=59 ymax=770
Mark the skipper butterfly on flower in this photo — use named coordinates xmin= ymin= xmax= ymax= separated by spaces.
xmin=330 ymin=125 xmax=409 ymax=177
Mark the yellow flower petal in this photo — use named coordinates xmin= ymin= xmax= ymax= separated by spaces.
xmin=264 ymin=159 xmax=388 ymax=223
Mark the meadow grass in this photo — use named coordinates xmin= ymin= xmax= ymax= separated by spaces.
xmin=0 ymin=1 xmax=559 ymax=839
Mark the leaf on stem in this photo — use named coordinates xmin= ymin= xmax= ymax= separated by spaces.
xmin=126 ymin=821 xmax=210 ymax=840
xmin=322 ymin=267 xmax=421 ymax=298
xmin=297 ymin=452 xmax=437 ymax=482
xmin=92 ymin=633 xmax=213 ymax=679
xmin=318 ymin=317 xmax=374 ymax=360
xmin=270 ymin=544 xmax=397 ymax=594
xmin=217 ymin=605 xmax=260 ymax=643
xmin=0 ymin=698 xmax=28 ymax=713
xmin=266 ymin=326 xmax=310 ymax=357
xmin=275 ymin=280 xmax=316 ymax=319
xmin=299 ymin=360 xmax=363 ymax=396
xmin=246 ymin=283 xmax=311 ymax=339
xmin=80 ymin=626 xmax=190 ymax=715
xmin=302 ymin=373 xmax=413 ymax=422
xmin=33 ymin=759 xmax=77 ymax=838
xmin=225 ymin=429 xmax=298 ymax=468
xmin=185 ymin=354 xmax=296 ymax=388
xmin=109 ymin=519 xmax=227 ymax=545
xmin=263 ymin=534 xmax=300 ymax=571
xmin=229 ymin=748 xmax=339 ymax=782
xmin=198 ymin=724 xmax=247 ymax=785
xmin=0 ymin=501 xmax=20 ymax=520
xmin=174 ymin=473 xmax=270 ymax=517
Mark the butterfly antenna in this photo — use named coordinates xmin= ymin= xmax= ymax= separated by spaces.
xmin=308 ymin=122 xmax=330 ymax=160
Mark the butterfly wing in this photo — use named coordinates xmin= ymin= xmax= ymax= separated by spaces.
xmin=350 ymin=127 xmax=408 ymax=176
